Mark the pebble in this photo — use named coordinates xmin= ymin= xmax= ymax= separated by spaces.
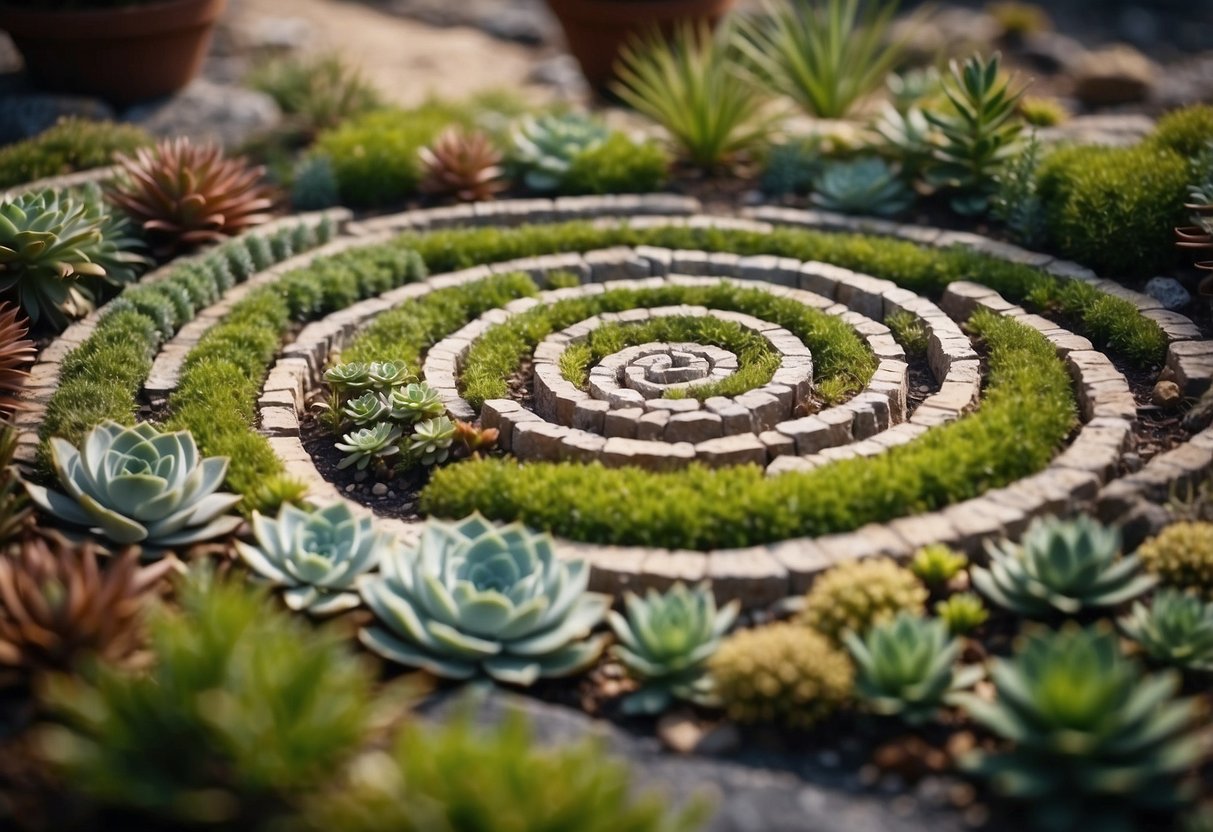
xmin=345 ymin=484 xmax=356 ymax=492
xmin=1145 ymin=276 xmax=1192 ymax=311
xmin=1123 ymin=451 xmax=1143 ymax=472
xmin=657 ymin=712 xmax=704 ymax=755
xmin=372 ymin=482 xmax=389 ymax=496
xmin=1152 ymin=379 xmax=1182 ymax=408
xmin=355 ymin=471 xmax=369 ymax=483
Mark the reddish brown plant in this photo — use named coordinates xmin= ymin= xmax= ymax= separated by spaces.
xmin=0 ymin=304 xmax=35 ymax=421
xmin=419 ymin=128 xmax=508 ymax=203
xmin=453 ymin=420 xmax=500 ymax=456
xmin=107 ymin=138 xmax=275 ymax=257
xmin=0 ymin=531 xmax=173 ymax=675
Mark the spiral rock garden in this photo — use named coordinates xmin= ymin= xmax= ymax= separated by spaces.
xmin=2 ymin=3 xmax=1213 ymax=829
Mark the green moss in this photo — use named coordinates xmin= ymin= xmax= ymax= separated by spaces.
xmin=885 ymin=309 xmax=928 ymax=357
xmin=1147 ymin=104 xmax=1213 ymax=159
xmin=421 ymin=310 xmax=1076 ymax=549
xmin=1037 ymin=143 xmax=1189 ymax=277
xmin=0 ymin=118 xmax=151 ymax=189
xmin=397 ymin=221 xmax=1167 ymax=366
xmin=313 ymin=104 xmax=460 ymax=207
xmin=558 ymin=316 xmax=780 ymax=399
xmin=562 ymin=134 xmax=669 ymax=195
xmin=459 ymin=280 xmax=874 ymax=408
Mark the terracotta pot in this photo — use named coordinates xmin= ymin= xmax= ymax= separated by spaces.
xmin=0 ymin=0 xmax=227 ymax=105
xmin=545 ymin=0 xmax=737 ymax=95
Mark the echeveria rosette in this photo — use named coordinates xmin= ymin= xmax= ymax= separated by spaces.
xmin=1120 ymin=589 xmax=1213 ymax=673
xmin=607 ymin=582 xmax=739 ymax=714
xmin=973 ymin=516 xmax=1156 ymax=618
xmin=359 ymin=513 xmax=610 ymax=685
xmin=236 ymin=502 xmax=391 ymax=616
xmin=407 ymin=416 xmax=456 ymax=466
xmin=324 ymin=362 xmax=372 ymax=394
xmin=366 ymin=360 xmax=414 ymax=392
xmin=343 ymin=392 xmax=391 ymax=426
xmin=26 ymin=420 xmax=241 ymax=552
xmin=389 ymin=382 xmax=445 ymax=424
xmin=844 ymin=613 xmax=983 ymax=725
xmin=335 ymin=423 xmax=401 ymax=470
xmin=511 ymin=114 xmax=609 ymax=193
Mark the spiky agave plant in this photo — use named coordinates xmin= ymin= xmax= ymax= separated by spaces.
xmin=107 ymin=138 xmax=275 ymax=257
xmin=419 ymin=127 xmax=507 ymax=202
xmin=0 ymin=531 xmax=173 ymax=675
xmin=0 ymin=303 xmax=35 ymax=420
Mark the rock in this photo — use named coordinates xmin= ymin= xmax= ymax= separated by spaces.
xmin=1038 ymin=113 xmax=1155 ymax=148
xmin=371 ymin=482 xmax=389 ymax=497
xmin=1152 ymin=380 xmax=1182 ymax=408
xmin=892 ymin=8 xmax=1000 ymax=64
xmin=694 ymin=722 xmax=741 ymax=756
xmin=123 ymin=79 xmax=281 ymax=148
xmin=1072 ymin=45 xmax=1158 ymax=107
xmin=527 ymin=54 xmax=589 ymax=100
xmin=658 ymin=712 xmax=704 ymax=754
xmin=1019 ymin=31 xmax=1088 ymax=74
xmin=1145 ymin=276 xmax=1192 ymax=311
xmin=0 ymin=93 xmax=115 ymax=144
xmin=480 ymin=6 xmax=550 ymax=46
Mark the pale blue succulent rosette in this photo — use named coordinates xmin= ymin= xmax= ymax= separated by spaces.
xmin=236 ymin=502 xmax=391 ymax=617
xmin=608 ymin=582 xmax=739 ymax=715
xmin=360 ymin=513 xmax=610 ymax=685
xmin=26 ymin=420 xmax=242 ymax=554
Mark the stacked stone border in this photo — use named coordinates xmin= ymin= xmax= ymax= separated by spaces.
xmin=256 ymin=242 xmax=1136 ymax=608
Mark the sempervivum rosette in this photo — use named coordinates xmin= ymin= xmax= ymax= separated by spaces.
xmin=360 ymin=513 xmax=609 ymax=685
xmin=236 ymin=502 xmax=391 ymax=616
xmin=26 ymin=420 xmax=241 ymax=553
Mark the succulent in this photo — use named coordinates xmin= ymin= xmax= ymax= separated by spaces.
xmin=420 ymin=127 xmax=507 ymax=202
xmin=886 ymin=66 xmax=942 ymax=112
xmin=873 ymin=104 xmax=937 ymax=180
xmin=236 ymin=502 xmax=391 ymax=616
xmin=607 ymin=582 xmax=740 ymax=714
xmin=367 ymin=360 xmax=415 ymax=391
xmin=453 ymin=419 xmax=499 ymax=455
xmin=760 ymin=139 xmax=823 ymax=196
xmin=844 ymin=612 xmax=982 ymax=724
xmin=958 ymin=624 xmax=1203 ymax=831
xmin=335 ymin=422 xmax=402 ymax=471
xmin=811 ymin=158 xmax=915 ymax=217
xmin=735 ymin=0 xmax=908 ymax=119
xmin=26 ymin=420 xmax=242 ymax=551
xmin=38 ymin=567 xmax=376 ymax=828
xmin=935 ymin=592 xmax=989 ymax=635
xmin=0 ymin=303 xmax=35 ymax=420
xmin=973 ymin=516 xmax=1156 ymax=617
xmin=291 ymin=155 xmax=340 ymax=211
xmin=709 ymin=622 xmax=854 ymax=728
xmin=389 ymin=381 xmax=445 ymax=423
xmin=107 ymin=138 xmax=275 ymax=257
xmin=799 ymin=557 xmax=928 ymax=642
xmin=0 ymin=426 xmax=31 ymax=544
xmin=1121 ymin=589 xmax=1213 ymax=672
xmin=511 ymin=114 xmax=609 ymax=193
xmin=76 ymin=182 xmax=151 ymax=289
xmin=359 ymin=513 xmax=610 ymax=684
xmin=910 ymin=544 xmax=968 ymax=585
xmin=324 ymin=361 xmax=372 ymax=394
xmin=1138 ymin=522 xmax=1213 ymax=595
xmin=0 ymin=531 xmax=172 ymax=675
xmin=343 ymin=392 xmax=391 ymax=426
xmin=991 ymin=132 xmax=1048 ymax=248
xmin=0 ymin=188 xmax=108 ymax=327
xmin=248 ymin=53 xmax=382 ymax=138
xmin=613 ymin=23 xmax=777 ymax=170
xmin=925 ymin=53 xmax=1025 ymax=215
xmin=407 ymin=415 xmax=456 ymax=466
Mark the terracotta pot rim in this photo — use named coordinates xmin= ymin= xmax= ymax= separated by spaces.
xmin=0 ymin=0 xmax=225 ymax=37
xmin=546 ymin=0 xmax=735 ymax=24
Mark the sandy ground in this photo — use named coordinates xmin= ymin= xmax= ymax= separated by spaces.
xmin=232 ymin=0 xmax=554 ymax=107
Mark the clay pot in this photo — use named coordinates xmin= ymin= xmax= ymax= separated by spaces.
xmin=0 ymin=0 xmax=227 ymax=106
xmin=545 ymin=0 xmax=737 ymax=95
